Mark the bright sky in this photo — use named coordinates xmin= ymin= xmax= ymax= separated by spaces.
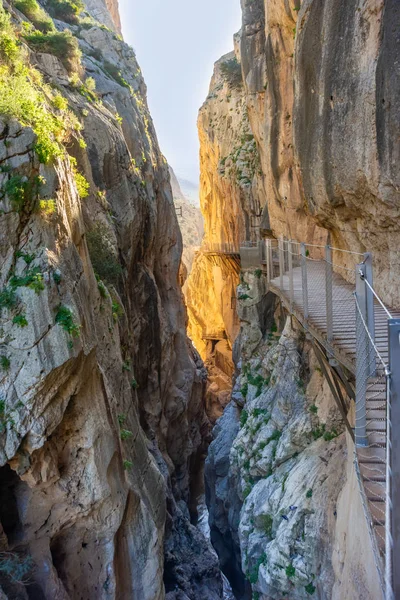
xmin=119 ymin=0 xmax=242 ymax=184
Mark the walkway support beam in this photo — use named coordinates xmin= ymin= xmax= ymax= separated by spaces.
xmin=389 ymin=318 xmax=400 ymax=598
xmin=325 ymin=245 xmax=333 ymax=345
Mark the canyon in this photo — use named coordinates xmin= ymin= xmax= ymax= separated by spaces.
xmin=0 ymin=0 xmax=398 ymax=599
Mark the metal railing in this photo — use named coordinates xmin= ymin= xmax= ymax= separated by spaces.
xmin=256 ymin=236 xmax=398 ymax=599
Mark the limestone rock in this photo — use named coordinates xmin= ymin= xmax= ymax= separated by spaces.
xmin=0 ymin=1 xmax=220 ymax=598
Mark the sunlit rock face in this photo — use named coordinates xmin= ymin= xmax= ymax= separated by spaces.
xmin=185 ymin=50 xmax=265 ymax=360
xmin=85 ymin=0 xmax=121 ymax=32
xmin=0 ymin=1 xmax=221 ymax=598
xmin=240 ymin=0 xmax=400 ymax=305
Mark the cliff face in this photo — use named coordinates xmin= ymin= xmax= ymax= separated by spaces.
xmin=240 ymin=0 xmax=400 ymax=304
xmin=199 ymin=1 xmax=399 ymax=598
xmin=85 ymin=0 xmax=121 ymax=33
xmin=0 ymin=1 xmax=220 ymax=598
xmin=185 ymin=50 xmax=264 ymax=361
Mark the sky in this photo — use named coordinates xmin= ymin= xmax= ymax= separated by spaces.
xmin=119 ymin=0 xmax=242 ymax=184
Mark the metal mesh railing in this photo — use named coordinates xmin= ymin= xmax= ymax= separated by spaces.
xmin=256 ymin=236 xmax=397 ymax=598
xmin=355 ymin=284 xmax=393 ymax=600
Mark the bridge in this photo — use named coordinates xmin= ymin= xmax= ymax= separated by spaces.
xmin=244 ymin=238 xmax=399 ymax=599
xmin=201 ymin=329 xmax=227 ymax=341
xmin=198 ymin=242 xmax=241 ymax=270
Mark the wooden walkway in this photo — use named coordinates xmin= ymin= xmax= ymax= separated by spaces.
xmin=268 ymin=261 xmax=399 ymax=564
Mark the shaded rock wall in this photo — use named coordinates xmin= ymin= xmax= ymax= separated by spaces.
xmin=0 ymin=1 xmax=220 ymax=598
xmin=240 ymin=0 xmax=400 ymax=305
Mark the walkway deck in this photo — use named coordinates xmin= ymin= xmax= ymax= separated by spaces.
xmin=267 ymin=258 xmax=399 ymax=583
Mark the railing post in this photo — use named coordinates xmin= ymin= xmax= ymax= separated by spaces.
xmin=325 ymin=245 xmax=333 ymax=345
xmin=364 ymin=252 xmax=376 ymax=377
xmin=355 ymin=265 xmax=368 ymax=447
xmin=389 ymin=318 xmax=400 ymax=598
xmin=288 ymin=240 xmax=294 ymax=310
xmin=279 ymin=238 xmax=284 ymax=289
xmin=301 ymin=243 xmax=309 ymax=324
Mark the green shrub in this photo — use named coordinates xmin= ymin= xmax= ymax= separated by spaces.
xmin=24 ymin=30 xmax=82 ymax=74
xmin=240 ymin=409 xmax=248 ymax=428
xmin=103 ymin=59 xmax=130 ymax=88
xmin=9 ymin=267 xmax=44 ymax=294
xmin=131 ymin=378 xmax=138 ymax=389
xmin=0 ymin=68 xmax=65 ymax=164
xmin=123 ymin=460 xmax=133 ymax=470
xmin=309 ymin=404 xmax=318 ymax=414
xmin=324 ymin=429 xmax=338 ymax=442
xmin=55 ymin=305 xmax=80 ymax=337
xmin=13 ymin=314 xmax=28 ymax=327
xmin=47 ymin=0 xmax=84 ymax=24
xmin=267 ymin=429 xmax=281 ymax=444
xmin=74 ymin=170 xmax=89 ymax=198
xmin=247 ymin=553 xmax=266 ymax=585
xmin=0 ymin=356 xmax=10 ymax=370
xmin=53 ymin=271 xmax=62 ymax=284
xmin=117 ymin=414 xmax=126 ymax=425
xmin=97 ymin=279 xmax=107 ymax=299
xmin=306 ymin=488 xmax=313 ymax=498
xmin=52 ymin=94 xmax=68 ymax=111
xmin=259 ymin=514 xmax=273 ymax=537
xmin=112 ymin=301 xmax=123 ymax=321
xmin=243 ymin=483 xmax=252 ymax=499
xmin=0 ymin=287 xmax=17 ymax=310
xmin=120 ymin=429 xmax=132 ymax=441
xmin=38 ymin=199 xmax=57 ymax=216
xmin=240 ymin=382 xmax=248 ymax=398
xmin=86 ymin=223 xmax=123 ymax=287
xmin=286 ymin=564 xmax=296 ymax=579
xmin=16 ymin=251 xmax=35 ymax=265
xmin=305 ymin=582 xmax=316 ymax=595
xmin=220 ymin=57 xmax=242 ymax=89
xmin=14 ymin=0 xmax=54 ymax=33
xmin=0 ymin=26 xmax=19 ymax=62
xmin=3 ymin=175 xmax=40 ymax=212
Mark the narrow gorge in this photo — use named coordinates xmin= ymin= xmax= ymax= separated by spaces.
xmin=0 ymin=0 xmax=398 ymax=600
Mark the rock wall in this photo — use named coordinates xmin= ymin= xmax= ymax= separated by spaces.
xmin=240 ymin=0 xmax=400 ymax=305
xmin=201 ymin=1 xmax=399 ymax=597
xmin=0 ymin=1 xmax=221 ymax=598
xmin=85 ymin=0 xmax=121 ymax=33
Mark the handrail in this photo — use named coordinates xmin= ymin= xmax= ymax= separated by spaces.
xmin=253 ymin=235 xmax=396 ymax=597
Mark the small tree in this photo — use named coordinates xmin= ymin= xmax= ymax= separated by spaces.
xmin=220 ymin=57 xmax=242 ymax=89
